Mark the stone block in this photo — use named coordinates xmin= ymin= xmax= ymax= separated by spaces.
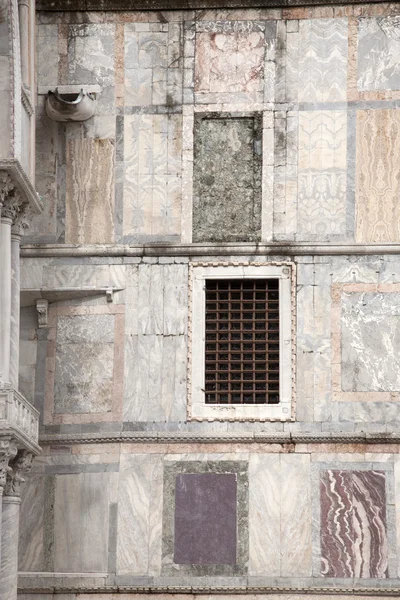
xmin=358 ymin=17 xmax=400 ymax=91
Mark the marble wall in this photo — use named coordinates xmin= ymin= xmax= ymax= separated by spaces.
xmin=29 ymin=5 xmax=400 ymax=245
xmin=17 ymin=2 xmax=400 ymax=596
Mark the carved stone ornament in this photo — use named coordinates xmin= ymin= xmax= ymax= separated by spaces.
xmin=0 ymin=444 xmax=18 ymax=491
xmin=12 ymin=203 xmax=31 ymax=237
xmin=0 ymin=171 xmax=14 ymax=209
xmin=36 ymin=299 xmax=49 ymax=328
xmin=2 ymin=190 xmax=24 ymax=222
xmin=4 ymin=450 xmax=33 ymax=497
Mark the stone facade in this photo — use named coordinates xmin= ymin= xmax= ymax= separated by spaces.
xmin=1 ymin=0 xmax=400 ymax=599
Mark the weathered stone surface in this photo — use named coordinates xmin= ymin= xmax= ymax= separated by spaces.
xmin=341 ymin=292 xmax=400 ymax=393
xmin=54 ymin=314 xmax=115 ymax=414
xmin=192 ymin=114 xmax=262 ymax=242
xmin=358 ymin=17 xmax=400 ymax=91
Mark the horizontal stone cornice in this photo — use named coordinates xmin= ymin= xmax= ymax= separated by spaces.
xmin=20 ymin=242 xmax=400 ymax=258
xmin=36 ymin=0 xmax=392 ymax=11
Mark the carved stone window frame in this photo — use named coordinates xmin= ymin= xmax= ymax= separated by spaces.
xmin=187 ymin=261 xmax=296 ymax=421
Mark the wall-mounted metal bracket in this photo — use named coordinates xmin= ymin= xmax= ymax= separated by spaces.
xmin=45 ymin=85 xmax=100 ymax=122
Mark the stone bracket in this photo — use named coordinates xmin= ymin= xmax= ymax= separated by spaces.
xmin=35 ymin=299 xmax=48 ymax=328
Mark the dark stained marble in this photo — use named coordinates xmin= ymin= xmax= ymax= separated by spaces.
xmin=174 ymin=473 xmax=237 ymax=565
xmin=320 ymin=470 xmax=388 ymax=578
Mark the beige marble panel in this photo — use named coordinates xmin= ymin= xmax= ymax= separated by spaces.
xmin=280 ymin=454 xmax=312 ymax=576
xmin=249 ymin=454 xmax=280 ymax=576
xmin=116 ymin=454 xmax=163 ymax=575
xmin=66 ymin=138 xmax=115 ymax=244
xmin=356 ymin=109 xmax=400 ymax=242
xmin=53 ymin=473 xmax=110 ymax=572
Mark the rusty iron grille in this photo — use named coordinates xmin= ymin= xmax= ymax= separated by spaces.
xmin=205 ymin=279 xmax=280 ymax=405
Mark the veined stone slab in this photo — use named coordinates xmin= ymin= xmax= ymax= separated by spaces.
xmin=320 ymin=469 xmax=388 ymax=578
xmin=297 ymin=111 xmax=347 ymax=236
xmin=358 ymin=16 xmax=400 ymax=91
xmin=65 ymin=138 xmax=115 ymax=244
xmin=341 ymin=292 xmax=400 ymax=392
xmin=356 ymin=109 xmax=400 ymax=243
xmin=298 ymin=18 xmax=348 ymax=103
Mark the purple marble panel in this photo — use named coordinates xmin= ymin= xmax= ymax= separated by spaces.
xmin=174 ymin=473 xmax=237 ymax=565
xmin=320 ymin=470 xmax=388 ymax=578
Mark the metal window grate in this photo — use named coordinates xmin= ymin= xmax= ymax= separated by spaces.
xmin=205 ymin=279 xmax=280 ymax=405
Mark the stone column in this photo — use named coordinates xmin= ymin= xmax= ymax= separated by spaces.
xmin=0 ymin=187 xmax=22 ymax=385
xmin=0 ymin=442 xmax=18 ymax=572
xmin=18 ymin=0 xmax=30 ymax=88
xmin=9 ymin=209 xmax=30 ymax=389
xmin=0 ymin=450 xmax=33 ymax=600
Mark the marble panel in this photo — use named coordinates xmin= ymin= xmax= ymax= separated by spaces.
xmin=298 ymin=18 xmax=348 ymax=102
xmin=280 ymin=454 xmax=312 ymax=576
xmin=53 ymin=472 xmax=110 ymax=572
xmin=193 ymin=114 xmax=262 ymax=242
xmin=248 ymin=454 xmax=280 ymax=576
xmin=54 ymin=314 xmax=115 ymax=414
xmin=162 ymin=460 xmax=248 ymax=576
xmin=68 ymin=24 xmax=115 ymax=114
xmin=65 ymin=139 xmax=115 ymax=244
xmin=37 ymin=24 xmax=59 ymax=86
xmin=116 ymin=454 xmax=163 ymax=575
xmin=358 ymin=17 xmax=400 ymax=91
xmin=320 ymin=470 xmax=388 ymax=578
xmin=124 ymin=24 xmax=182 ymax=106
xmin=174 ymin=473 xmax=237 ymax=565
xmin=355 ymin=109 xmax=400 ymax=242
xmin=194 ymin=23 xmax=266 ymax=95
xmin=19 ymin=476 xmax=45 ymax=571
xmin=123 ymin=114 xmax=182 ymax=239
xmin=297 ymin=111 xmax=347 ymax=236
xmin=341 ymin=292 xmax=400 ymax=393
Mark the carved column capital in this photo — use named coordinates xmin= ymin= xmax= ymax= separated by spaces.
xmin=0 ymin=172 xmax=14 ymax=210
xmin=11 ymin=203 xmax=31 ymax=238
xmin=1 ymin=190 xmax=24 ymax=223
xmin=0 ymin=442 xmax=18 ymax=491
xmin=4 ymin=450 xmax=33 ymax=497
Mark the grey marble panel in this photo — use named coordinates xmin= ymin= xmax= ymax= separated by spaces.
xmin=53 ymin=472 xmax=110 ymax=573
xmin=358 ymin=17 xmax=400 ymax=91
xmin=341 ymin=292 xmax=400 ymax=392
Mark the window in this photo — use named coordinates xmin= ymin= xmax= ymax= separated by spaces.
xmin=188 ymin=262 xmax=295 ymax=421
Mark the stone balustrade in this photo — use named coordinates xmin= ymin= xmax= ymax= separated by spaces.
xmin=0 ymin=384 xmax=39 ymax=453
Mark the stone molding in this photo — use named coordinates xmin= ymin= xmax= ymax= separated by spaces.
xmin=4 ymin=449 xmax=33 ymax=497
xmin=36 ymin=0 xmax=392 ymax=10
xmin=38 ymin=430 xmax=400 ymax=445
xmin=20 ymin=243 xmax=400 ymax=258
xmin=16 ymin=584 xmax=400 ymax=595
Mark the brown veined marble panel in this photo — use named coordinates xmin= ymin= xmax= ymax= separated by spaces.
xmin=320 ymin=470 xmax=388 ymax=578
xmin=356 ymin=109 xmax=400 ymax=242
xmin=66 ymin=138 xmax=115 ymax=244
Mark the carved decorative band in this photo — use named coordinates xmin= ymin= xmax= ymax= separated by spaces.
xmin=39 ymin=431 xmax=400 ymax=445
xmin=17 ymin=584 xmax=400 ymax=596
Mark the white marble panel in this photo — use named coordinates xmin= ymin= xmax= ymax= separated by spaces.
xmin=280 ymin=454 xmax=312 ymax=576
xmin=117 ymin=454 xmax=163 ymax=575
xmin=249 ymin=454 xmax=280 ymax=576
